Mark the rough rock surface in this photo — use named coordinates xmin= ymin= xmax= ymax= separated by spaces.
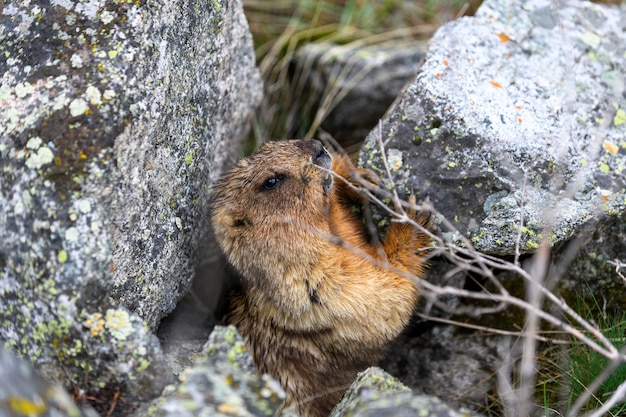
xmin=381 ymin=325 xmax=501 ymax=412
xmin=294 ymin=41 xmax=427 ymax=149
xmin=0 ymin=0 xmax=261 ymax=412
xmin=330 ymin=367 xmax=482 ymax=417
xmin=146 ymin=326 xmax=479 ymax=417
xmin=359 ymin=0 xmax=626 ymax=255
xmin=558 ymin=214 xmax=626 ymax=310
xmin=141 ymin=326 xmax=286 ymax=417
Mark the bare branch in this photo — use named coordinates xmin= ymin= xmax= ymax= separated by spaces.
xmin=315 ymin=126 xmax=625 ymax=416
xmin=583 ymin=379 xmax=626 ymax=417
xmin=607 ymin=259 xmax=626 ymax=284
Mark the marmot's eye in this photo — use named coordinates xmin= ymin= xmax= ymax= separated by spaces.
xmin=262 ymin=176 xmax=283 ymax=191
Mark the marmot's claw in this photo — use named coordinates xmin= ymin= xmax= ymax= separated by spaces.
xmin=393 ymin=194 xmax=417 ymax=217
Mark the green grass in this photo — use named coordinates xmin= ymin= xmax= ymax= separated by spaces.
xmin=566 ymin=295 xmax=626 ymax=415
xmin=537 ymin=291 xmax=626 ymax=417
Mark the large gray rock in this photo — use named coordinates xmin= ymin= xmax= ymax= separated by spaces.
xmin=141 ymin=326 xmax=286 ymax=417
xmin=294 ymin=42 xmax=427 ymax=149
xmin=359 ymin=0 xmax=626 ymax=255
xmin=381 ymin=325 xmax=500 ymax=412
xmin=0 ymin=0 xmax=261 ymax=412
xmin=356 ymin=0 xmax=625 ymax=412
xmin=330 ymin=367 xmax=482 ymax=417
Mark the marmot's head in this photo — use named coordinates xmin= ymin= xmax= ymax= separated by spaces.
xmin=211 ymin=140 xmax=333 ymax=284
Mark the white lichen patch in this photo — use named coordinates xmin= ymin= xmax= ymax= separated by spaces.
xmin=70 ymin=54 xmax=83 ymax=68
xmin=14 ymin=201 xmax=24 ymax=215
xmin=65 ymin=227 xmax=79 ymax=242
xmin=0 ymin=84 xmax=14 ymax=100
xmin=53 ymin=94 xmax=70 ymax=111
xmin=105 ymin=309 xmax=133 ymax=340
xmin=26 ymin=136 xmax=43 ymax=149
xmin=90 ymin=219 xmax=102 ymax=234
xmin=25 ymin=147 xmax=54 ymax=169
xmin=14 ymin=82 xmax=34 ymax=98
xmin=3 ymin=108 xmax=21 ymax=134
xmin=100 ymin=10 xmax=115 ymax=25
xmin=103 ymin=89 xmax=116 ymax=100
xmin=78 ymin=199 xmax=92 ymax=214
xmin=581 ymin=30 xmax=601 ymax=49
xmin=65 ymin=13 xmax=76 ymax=25
xmin=69 ymin=98 xmax=89 ymax=116
xmin=85 ymin=86 xmax=101 ymax=105
xmin=386 ymin=149 xmax=404 ymax=172
xmin=50 ymin=0 xmax=73 ymax=8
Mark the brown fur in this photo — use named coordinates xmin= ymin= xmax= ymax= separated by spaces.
xmin=211 ymin=140 xmax=428 ymax=417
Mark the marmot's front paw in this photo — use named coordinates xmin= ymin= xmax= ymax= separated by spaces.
xmin=332 ymin=155 xmax=380 ymax=200
xmin=351 ymin=166 xmax=380 ymax=191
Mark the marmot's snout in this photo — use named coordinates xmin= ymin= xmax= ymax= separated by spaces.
xmin=313 ymin=145 xmax=332 ymax=195
xmin=312 ymin=144 xmax=331 ymax=171
xmin=294 ymin=140 xmax=331 ymax=169
xmin=296 ymin=139 xmax=332 ymax=194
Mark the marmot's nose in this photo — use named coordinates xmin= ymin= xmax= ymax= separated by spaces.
xmin=296 ymin=139 xmax=329 ymax=164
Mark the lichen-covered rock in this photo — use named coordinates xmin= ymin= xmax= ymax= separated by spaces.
xmin=294 ymin=41 xmax=427 ymax=148
xmin=0 ymin=0 xmax=261 ymax=412
xmin=330 ymin=367 xmax=482 ymax=417
xmin=0 ymin=347 xmax=99 ymax=417
xmin=359 ymin=0 xmax=626 ymax=255
xmin=147 ymin=327 xmax=481 ymax=417
xmin=141 ymin=326 xmax=286 ymax=417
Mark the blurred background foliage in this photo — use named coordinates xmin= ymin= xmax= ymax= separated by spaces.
xmin=241 ymin=0 xmax=482 ymax=152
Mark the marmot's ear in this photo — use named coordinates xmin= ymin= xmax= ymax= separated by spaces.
xmin=213 ymin=210 xmax=249 ymax=229
xmin=231 ymin=216 xmax=250 ymax=228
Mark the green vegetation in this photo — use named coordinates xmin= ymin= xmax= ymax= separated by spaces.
xmin=538 ymin=290 xmax=626 ymax=417
xmin=566 ymin=296 xmax=626 ymax=415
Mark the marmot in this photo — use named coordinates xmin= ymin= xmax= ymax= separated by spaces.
xmin=211 ymin=139 xmax=428 ymax=417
